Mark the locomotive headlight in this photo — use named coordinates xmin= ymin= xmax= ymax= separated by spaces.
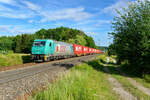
xmin=44 ymin=56 xmax=47 ymax=61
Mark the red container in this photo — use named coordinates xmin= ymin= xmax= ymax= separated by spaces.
xmin=93 ymin=49 xmax=95 ymax=53
xmin=94 ymin=49 xmax=96 ymax=53
xmin=97 ymin=49 xmax=100 ymax=54
xmin=88 ymin=48 xmax=92 ymax=54
xmin=97 ymin=50 xmax=100 ymax=54
xmin=95 ymin=49 xmax=97 ymax=54
xmin=73 ymin=44 xmax=83 ymax=56
xmin=97 ymin=49 xmax=102 ymax=54
xmin=82 ymin=46 xmax=88 ymax=55
xmin=93 ymin=49 xmax=96 ymax=53
xmin=99 ymin=50 xmax=102 ymax=54
xmin=91 ymin=48 xmax=94 ymax=53
xmin=96 ymin=49 xmax=98 ymax=54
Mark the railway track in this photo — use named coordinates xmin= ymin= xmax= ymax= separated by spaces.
xmin=0 ymin=54 xmax=97 ymax=85
xmin=0 ymin=54 xmax=99 ymax=100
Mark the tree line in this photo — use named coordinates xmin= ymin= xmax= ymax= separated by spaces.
xmin=108 ymin=0 xmax=150 ymax=74
xmin=0 ymin=27 xmax=97 ymax=53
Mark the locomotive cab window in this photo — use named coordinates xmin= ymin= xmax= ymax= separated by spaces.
xmin=33 ymin=41 xmax=46 ymax=46
xmin=49 ymin=43 xmax=51 ymax=47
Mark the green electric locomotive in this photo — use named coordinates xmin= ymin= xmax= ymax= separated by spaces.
xmin=31 ymin=39 xmax=74 ymax=62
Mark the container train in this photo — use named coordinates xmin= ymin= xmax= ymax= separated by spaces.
xmin=31 ymin=39 xmax=102 ymax=62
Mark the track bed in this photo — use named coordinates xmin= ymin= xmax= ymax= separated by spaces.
xmin=0 ymin=54 xmax=98 ymax=100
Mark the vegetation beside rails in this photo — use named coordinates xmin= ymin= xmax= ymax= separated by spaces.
xmin=105 ymin=64 xmax=150 ymax=99
xmin=108 ymin=0 xmax=150 ymax=75
xmin=106 ymin=54 xmax=150 ymax=92
xmin=0 ymin=52 xmax=31 ymax=67
xmin=119 ymin=63 xmax=150 ymax=90
xmin=29 ymin=54 xmax=150 ymax=100
xmin=32 ymin=55 xmax=119 ymax=100
xmin=100 ymin=55 xmax=150 ymax=99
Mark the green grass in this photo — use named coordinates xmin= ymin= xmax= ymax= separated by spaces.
xmin=91 ymin=55 xmax=150 ymax=99
xmin=31 ymin=54 xmax=150 ymax=100
xmin=119 ymin=62 xmax=150 ymax=91
xmin=134 ymin=76 xmax=150 ymax=89
xmin=0 ymin=53 xmax=31 ymax=67
xmin=32 ymin=57 xmax=119 ymax=100
xmin=105 ymin=65 xmax=150 ymax=100
xmin=99 ymin=55 xmax=150 ymax=100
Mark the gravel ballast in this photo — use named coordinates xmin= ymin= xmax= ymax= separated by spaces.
xmin=0 ymin=55 xmax=97 ymax=100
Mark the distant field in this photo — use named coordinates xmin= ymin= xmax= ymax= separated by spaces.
xmin=0 ymin=53 xmax=32 ymax=67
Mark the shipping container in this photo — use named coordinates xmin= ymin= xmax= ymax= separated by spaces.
xmin=73 ymin=44 xmax=83 ymax=56
xmin=82 ymin=46 xmax=88 ymax=55
xmin=88 ymin=48 xmax=92 ymax=54
xmin=31 ymin=39 xmax=102 ymax=62
xmin=53 ymin=41 xmax=74 ymax=56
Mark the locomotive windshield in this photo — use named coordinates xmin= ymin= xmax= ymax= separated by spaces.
xmin=33 ymin=41 xmax=46 ymax=46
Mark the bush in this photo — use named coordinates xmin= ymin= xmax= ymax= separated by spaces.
xmin=109 ymin=0 xmax=150 ymax=73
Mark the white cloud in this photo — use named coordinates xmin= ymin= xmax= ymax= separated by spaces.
xmin=75 ymin=19 xmax=111 ymax=28
xmin=0 ymin=25 xmax=38 ymax=36
xmin=23 ymin=1 xmax=40 ymax=11
xmin=0 ymin=0 xmax=18 ymax=6
xmin=0 ymin=25 xmax=21 ymax=36
xmin=41 ymin=7 xmax=92 ymax=22
xmin=0 ymin=1 xmax=35 ymax=19
xmin=0 ymin=5 xmax=12 ymax=11
xmin=22 ymin=1 xmax=92 ymax=22
xmin=28 ymin=20 xmax=34 ymax=23
xmin=0 ymin=1 xmax=92 ymax=22
xmin=0 ymin=0 xmax=14 ymax=4
xmin=103 ymin=0 xmax=150 ymax=16
xmin=0 ymin=25 xmax=11 ymax=32
xmin=103 ymin=0 xmax=129 ymax=16
xmin=0 ymin=12 xmax=33 ymax=19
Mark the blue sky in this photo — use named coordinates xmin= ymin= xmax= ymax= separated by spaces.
xmin=0 ymin=0 xmax=133 ymax=46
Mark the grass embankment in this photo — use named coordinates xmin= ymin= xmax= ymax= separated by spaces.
xmin=0 ymin=53 xmax=31 ymax=67
xmin=134 ymin=77 xmax=150 ymax=89
xmin=120 ymin=64 xmax=150 ymax=93
xmin=32 ymin=55 xmax=119 ymax=100
xmin=31 ymin=55 xmax=150 ymax=100
xmin=106 ymin=65 xmax=150 ymax=99
xmin=102 ymin=57 xmax=150 ymax=99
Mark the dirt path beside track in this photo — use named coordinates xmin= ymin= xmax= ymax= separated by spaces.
xmin=115 ymin=65 xmax=150 ymax=96
xmin=103 ymin=61 xmax=137 ymax=100
xmin=107 ymin=57 xmax=150 ymax=98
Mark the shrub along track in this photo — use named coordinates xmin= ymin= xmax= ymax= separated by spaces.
xmin=0 ymin=54 xmax=97 ymax=100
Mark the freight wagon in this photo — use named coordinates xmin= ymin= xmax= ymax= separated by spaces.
xmin=82 ymin=46 xmax=89 ymax=55
xmin=31 ymin=39 xmax=102 ymax=62
xmin=72 ymin=44 xmax=83 ymax=56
